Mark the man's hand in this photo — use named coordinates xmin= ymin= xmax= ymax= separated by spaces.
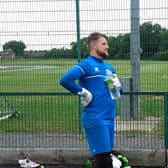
xmin=112 ymin=74 xmax=121 ymax=88
xmin=78 ymin=88 xmax=93 ymax=107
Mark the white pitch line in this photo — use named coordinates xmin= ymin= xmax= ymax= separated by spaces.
xmin=0 ymin=65 xmax=56 ymax=72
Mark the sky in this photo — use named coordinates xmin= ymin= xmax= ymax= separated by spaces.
xmin=0 ymin=0 xmax=168 ymax=51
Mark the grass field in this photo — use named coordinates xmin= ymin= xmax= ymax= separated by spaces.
xmin=0 ymin=58 xmax=168 ymax=92
xmin=0 ymin=59 xmax=167 ymax=132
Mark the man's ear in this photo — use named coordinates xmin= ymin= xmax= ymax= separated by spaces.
xmin=90 ymin=41 xmax=97 ymax=49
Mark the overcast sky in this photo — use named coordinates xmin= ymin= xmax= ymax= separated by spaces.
xmin=0 ymin=0 xmax=168 ymax=50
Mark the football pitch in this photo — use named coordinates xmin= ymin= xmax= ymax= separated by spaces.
xmin=0 ymin=59 xmax=168 ymax=92
xmin=0 ymin=59 xmax=167 ymax=132
xmin=0 ymin=59 xmax=167 ymax=167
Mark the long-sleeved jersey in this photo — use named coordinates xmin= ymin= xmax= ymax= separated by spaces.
xmin=60 ymin=55 xmax=117 ymax=128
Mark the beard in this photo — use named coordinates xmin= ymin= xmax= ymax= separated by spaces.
xmin=96 ymin=49 xmax=109 ymax=59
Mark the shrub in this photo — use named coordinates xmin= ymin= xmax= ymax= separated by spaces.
xmin=153 ymin=50 xmax=168 ymax=60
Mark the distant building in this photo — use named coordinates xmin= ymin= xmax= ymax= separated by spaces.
xmin=0 ymin=49 xmax=15 ymax=60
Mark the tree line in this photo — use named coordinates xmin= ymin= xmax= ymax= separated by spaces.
xmin=2 ymin=22 xmax=168 ymax=60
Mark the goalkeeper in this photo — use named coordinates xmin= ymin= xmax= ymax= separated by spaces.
xmin=60 ymin=32 xmax=122 ymax=168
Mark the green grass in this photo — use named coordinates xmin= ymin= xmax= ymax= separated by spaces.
xmin=0 ymin=59 xmax=77 ymax=92
xmin=0 ymin=59 xmax=168 ymax=92
xmin=0 ymin=95 xmax=81 ymax=132
xmin=1 ymin=59 xmax=168 ymax=92
xmin=0 ymin=58 xmax=167 ymax=132
xmin=0 ymin=58 xmax=77 ymax=65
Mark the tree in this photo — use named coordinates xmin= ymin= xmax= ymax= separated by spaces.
xmin=159 ymin=29 xmax=168 ymax=51
xmin=140 ymin=22 xmax=166 ymax=59
xmin=3 ymin=40 xmax=26 ymax=56
xmin=108 ymin=36 xmax=120 ymax=58
xmin=45 ymin=47 xmax=76 ymax=59
xmin=140 ymin=22 xmax=154 ymax=58
xmin=70 ymin=37 xmax=89 ymax=59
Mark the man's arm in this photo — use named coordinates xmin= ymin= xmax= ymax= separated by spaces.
xmin=59 ymin=65 xmax=83 ymax=94
xmin=60 ymin=64 xmax=93 ymax=107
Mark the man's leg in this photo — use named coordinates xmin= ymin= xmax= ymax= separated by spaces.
xmin=84 ymin=123 xmax=114 ymax=168
xmin=84 ymin=121 xmax=115 ymax=156
xmin=94 ymin=152 xmax=113 ymax=168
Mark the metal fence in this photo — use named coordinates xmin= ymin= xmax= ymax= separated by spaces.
xmin=0 ymin=0 xmax=167 ymax=92
xmin=0 ymin=0 xmax=168 ymax=153
xmin=0 ymin=92 xmax=167 ymax=151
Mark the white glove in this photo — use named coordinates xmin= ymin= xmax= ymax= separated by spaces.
xmin=112 ymin=74 xmax=121 ymax=88
xmin=111 ymin=154 xmax=122 ymax=168
xmin=77 ymin=88 xmax=93 ymax=107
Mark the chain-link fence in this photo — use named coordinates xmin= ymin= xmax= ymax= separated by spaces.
xmin=0 ymin=92 xmax=167 ymax=151
xmin=0 ymin=0 xmax=168 ymax=154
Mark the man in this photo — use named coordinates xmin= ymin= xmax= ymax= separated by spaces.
xmin=60 ymin=32 xmax=121 ymax=168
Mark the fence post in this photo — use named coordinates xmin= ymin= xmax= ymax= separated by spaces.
xmin=164 ymin=93 xmax=168 ymax=167
xmin=75 ymin=0 xmax=83 ymax=134
xmin=120 ymin=77 xmax=132 ymax=120
xmin=130 ymin=0 xmax=141 ymax=120
xmin=75 ymin=0 xmax=81 ymax=63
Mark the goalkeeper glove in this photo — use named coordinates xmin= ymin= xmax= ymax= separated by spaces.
xmin=78 ymin=88 xmax=93 ymax=107
xmin=104 ymin=74 xmax=121 ymax=89
xmin=111 ymin=74 xmax=121 ymax=88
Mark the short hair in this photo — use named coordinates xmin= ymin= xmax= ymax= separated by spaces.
xmin=87 ymin=32 xmax=108 ymax=48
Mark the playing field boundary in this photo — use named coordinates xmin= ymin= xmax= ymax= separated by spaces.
xmin=0 ymin=149 xmax=166 ymax=167
xmin=0 ymin=92 xmax=167 ymax=167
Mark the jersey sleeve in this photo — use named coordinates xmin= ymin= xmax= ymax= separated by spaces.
xmin=59 ymin=63 xmax=86 ymax=94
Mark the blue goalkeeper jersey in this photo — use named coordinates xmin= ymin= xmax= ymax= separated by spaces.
xmin=60 ymin=55 xmax=117 ymax=128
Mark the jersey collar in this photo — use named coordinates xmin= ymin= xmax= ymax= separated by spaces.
xmin=89 ymin=55 xmax=103 ymax=63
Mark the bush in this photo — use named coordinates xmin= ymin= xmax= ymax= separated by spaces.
xmin=45 ymin=48 xmax=76 ymax=59
xmin=3 ymin=40 xmax=26 ymax=56
xmin=153 ymin=50 xmax=168 ymax=60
